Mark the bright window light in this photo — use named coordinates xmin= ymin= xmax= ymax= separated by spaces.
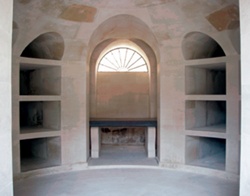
xmin=98 ymin=47 xmax=148 ymax=72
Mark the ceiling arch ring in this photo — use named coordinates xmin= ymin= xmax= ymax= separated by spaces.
xmin=87 ymin=14 xmax=160 ymax=66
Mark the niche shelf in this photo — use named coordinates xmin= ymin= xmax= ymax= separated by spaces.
xmin=183 ymin=34 xmax=240 ymax=174
xmin=20 ymin=101 xmax=61 ymax=135
xmin=185 ymin=136 xmax=226 ymax=171
xmin=185 ymin=62 xmax=226 ymax=95
xmin=185 ymin=100 xmax=226 ymax=133
xmin=15 ymin=33 xmax=64 ymax=175
xmin=20 ymin=136 xmax=61 ymax=172
xmin=20 ymin=60 xmax=61 ymax=96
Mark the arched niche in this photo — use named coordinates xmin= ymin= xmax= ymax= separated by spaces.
xmin=88 ymin=15 xmax=158 ymax=119
xmin=89 ymin=39 xmax=157 ymax=119
xmin=21 ymin=32 xmax=64 ymax=60
xmin=182 ymin=32 xmax=226 ymax=60
xmin=87 ymin=14 xmax=159 ymax=64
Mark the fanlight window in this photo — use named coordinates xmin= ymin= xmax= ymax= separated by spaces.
xmin=98 ymin=47 xmax=148 ymax=72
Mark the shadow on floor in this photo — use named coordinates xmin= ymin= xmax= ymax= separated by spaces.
xmin=88 ymin=145 xmax=158 ymax=166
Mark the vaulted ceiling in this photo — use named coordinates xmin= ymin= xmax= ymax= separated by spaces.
xmin=13 ymin=0 xmax=240 ymax=60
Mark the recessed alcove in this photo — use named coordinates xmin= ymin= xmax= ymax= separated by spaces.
xmin=182 ymin=32 xmax=225 ymax=60
xmin=185 ymin=63 xmax=226 ymax=95
xmin=94 ymin=127 xmax=150 ymax=166
xmin=20 ymin=137 xmax=61 ymax=172
xmin=20 ymin=101 xmax=61 ymax=133
xmin=101 ymin=127 xmax=146 ymax=145
xmin=20 ymin=65 xmax=61 ymax=95
xmin=89 ymin=120 xmax=157 ymax=166
xmin=185 ymin=100 xmax=226 ymax=132
xmin=21 ymin=32 xmax=64 ymax=60
xmin=185 ymin=136 xmax=226 ymax=170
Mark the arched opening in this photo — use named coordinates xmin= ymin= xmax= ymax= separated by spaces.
xmin=98 ymin=47 xmax=148 ymax=72
xmin=89 ymin=39 xmax=157 ymax=166
xmin=88 ymin=15 xmax=158 ymax=166
xmin=182 ymin=32 xmax=225 ymax=60
xmin=18 ymin=32 xmax=64 ymax=171
xmin=21 ymin=32 xmax=64 ymax=60
xmin=183 ymin=31 xmax=228 ymax=171
xmin=92 ymin=40 xmax=152 ymax=119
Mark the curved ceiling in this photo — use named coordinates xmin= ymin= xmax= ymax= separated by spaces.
xmin=21 ymin=32 xmax=64 ymax=60
xmin=14 ymin=0 xmax=240 ymax=59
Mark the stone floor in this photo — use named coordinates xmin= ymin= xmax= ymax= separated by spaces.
xmin=88 ymin=145 xmax=158 ymax=166
xmin=14 ymin=145 xmax=239 ymax=195
xmin=14 ymin=167 xmax=239 ymax=196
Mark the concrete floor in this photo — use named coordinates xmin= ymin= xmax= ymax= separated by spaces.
xmin=14 ymin=167 xmax=239 ymax=196
xmin=88 ymin=145 xmax=158 ymax=166
xmin=14 ymin=146 xmax=239 ymax=196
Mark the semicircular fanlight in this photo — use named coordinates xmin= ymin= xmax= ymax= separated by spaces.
xmin=98 ymin=47 xmax=148 ymax=72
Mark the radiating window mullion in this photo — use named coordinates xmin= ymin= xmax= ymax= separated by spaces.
xmin=125 ymin=51 xmax=136 ymax=70
xmin=100 ymin=57 xmax=118 ymax=69
xmin=100 ymin=64 xmax=117 ymax=71
xmin=111 ymin=51 xmax=121 ymax=69
xmin=127 ymin=57 xmax=142 ymax=70
xmin=104 ymin=57 xmax=119 ymax=69
xmin=98 ymin=47 xmax=148 ymax=72
xmin=119 ymin=48 xmax=127 ymax=68
xmin=118 ymin=49 xmax=123 ymax=68
xmin=129 ymin=64 xmax=147 ymax=71
xmin=123 ymin=48 xmax=128 ymax=68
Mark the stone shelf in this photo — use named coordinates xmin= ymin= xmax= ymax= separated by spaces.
xmin=17 ymin=56 xmax=63 ymax=174
xmin=185 ymin=136 xmax=226 ymax=171
xmin=19 ymin=95 xmax=61 ymax=101
xmin=20 ymin=101 xmax=61 ymax=133
xmin=185 ymin=100 xmax=226 ymax=133
xmin=19 ymin=57 xmax=62 ymax=67
xmin=184 ymin=55 xmax=232 ymax=171
xmin=185 ymin=62 xmax=226 ymax=95
xmin=185 ymin=95 xmax=226 ymax=101
xmin=186 ymin=127 xmax=226 ymax=139
xmin=187 ymin=123 xmax=226 ymax=132
xmin=184 ymin=56 xmax=227 ymax=67
xmin=20 ymin=136 xmax=61 ymax=172
xmin=20 ymin=61 xmax=61 ymax=96
xmin=19 ymin=129 xmax=61 ymax=140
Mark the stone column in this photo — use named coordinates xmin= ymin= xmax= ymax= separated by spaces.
xmin=0 ymin=0 xmax=13 ymax=195
xmin=146 ymin=127 xmax=156 ymax=158
xmin=90 ymin=127 xmax=100 ymax=158
xmin=240 ymin=1 xmax=250 ymax=195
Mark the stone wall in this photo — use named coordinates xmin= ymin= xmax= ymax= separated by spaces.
xmin=0 ymin=0 xmax=13 ymax=195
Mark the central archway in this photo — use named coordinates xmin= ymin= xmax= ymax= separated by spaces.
xmin=87 ymin=15 xmax=159 ymax=165
xmin=92 ymin=39 xmax=152 ymax=118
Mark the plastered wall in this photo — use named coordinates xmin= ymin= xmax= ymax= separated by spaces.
xmin=95 ymin=72 xmax=150 ymax=118
xmin=240 ymin=0 xmax=250 ymax=194
xmin=0 ymin=0 xmax=13 ymax=195
xmin=12 ymin=0 xmax=240 ymax=179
